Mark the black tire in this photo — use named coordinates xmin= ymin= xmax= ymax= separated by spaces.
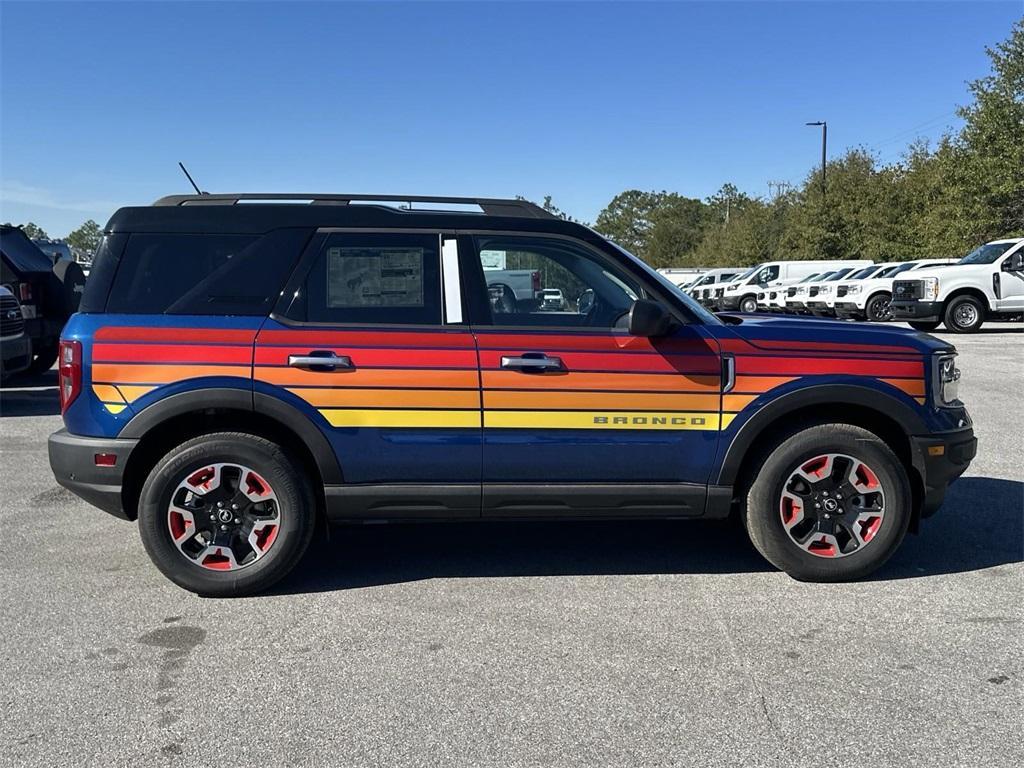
xmin=27 ymin=340 xmax=58 ymax=374
xmin=943 ymin=295 xmax=985 ymax=333
xmin=743 ymin=424 xmax=911 ymax=582
xmin=865 ymin=292 xmax=892 ymax=322
xmin=740 ymin=295 xmax=758 ymax=313
xmin=908 ymin=321 xmax=941 ymax=332
xmin=137 ymin=432 xmax=316 ymax=597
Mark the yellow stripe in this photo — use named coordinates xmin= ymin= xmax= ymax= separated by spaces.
xmin=484 ymin=410 xmax=725 ymax=430
xmin=320 ymin=409 xmax=481 ymax=428
xmin=118 ymin=385 xmax=156 ymax=402
xmin=103 ymin=403 xmax=128 ymax=415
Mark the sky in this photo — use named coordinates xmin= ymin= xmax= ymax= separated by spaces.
xmin=1 ymin=0 xmax=1021 ymax=237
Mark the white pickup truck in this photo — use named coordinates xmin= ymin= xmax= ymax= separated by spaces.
xmin=890 ymin=238 xmax=1024 ymax=332
xmin=833 ymin=259 xmax=958 ymax=322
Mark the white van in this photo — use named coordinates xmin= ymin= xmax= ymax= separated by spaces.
xmin=684 ymin=268 xmax=744 ymax=304
xmin=716 ymin=260 xmax=872 ymax=313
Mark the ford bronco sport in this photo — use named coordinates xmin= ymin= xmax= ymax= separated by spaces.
xmin=48 ymin=194 xmax=977 ymax=596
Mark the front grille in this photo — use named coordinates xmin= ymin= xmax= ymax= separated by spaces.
xmin=836 ymin=286 xmax=849 ymax=298
xmin=809 ymin=286 xmax=820 ymax=298
xmin=714 ymin=288 xmax=724 ymax=298
xmin=0 ymin=295 xmax=25 ymax=337
xmin=893 ymin=279 xmax=922 ymax=300
xmin=786 ymin=287 xmax=797 ymax=297
xmin=768 ymin=291 xmax=777 ymax=300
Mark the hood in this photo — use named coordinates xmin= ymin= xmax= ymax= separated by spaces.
xmin=898 ymin=263 xmax=981 ymax=281
xmin=715 ymin=312 xmax=953 ymax=354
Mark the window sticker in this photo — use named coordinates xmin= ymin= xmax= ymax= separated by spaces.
xmin=326 ymin=247 xmax=424 ymax=307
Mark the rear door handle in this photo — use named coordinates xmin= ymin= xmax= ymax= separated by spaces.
xmin=500 ymin=353 xmax=564 ymax=372
xmin=288 ymin=351 xmax=354 ymax=372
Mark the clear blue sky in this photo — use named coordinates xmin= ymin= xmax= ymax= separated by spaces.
xmin=1 ymin=1 xmax=1020 ymax=236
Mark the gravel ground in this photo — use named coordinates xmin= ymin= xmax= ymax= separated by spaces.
xmin=1 ymin=324 xmax=1021 ymax=767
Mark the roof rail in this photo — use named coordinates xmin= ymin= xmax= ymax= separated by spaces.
xmin=151 ymin=193 xmax=557 ymax=219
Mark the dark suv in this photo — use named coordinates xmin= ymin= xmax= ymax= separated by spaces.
xmin=49 ymin=194 xmax=976 ymax=596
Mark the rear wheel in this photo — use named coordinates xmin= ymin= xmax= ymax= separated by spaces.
xmin=908 ymin=320 xmax=941 ymax=331
xmin=943 ymin=295 xmax=985 ymax=333
xmin=137 ymin=433 xmax=316 ymax=596
xmin=865 ymin=292 xmax=892 ymax=322
xmin=743 ymin=424 xmax=911 ymax=582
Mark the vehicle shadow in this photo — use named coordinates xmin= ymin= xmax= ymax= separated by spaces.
xmin=271 ymin=476 xmax=1022 ymax=595
xmin=0 ymin=370 xmax=60 ymax=417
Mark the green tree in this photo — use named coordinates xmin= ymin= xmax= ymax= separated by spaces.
xmin=66 ymin=219 xmax=103 ymax=254
xmin=20 ymin=222 xmax=48 ymax=239
xmin=594 ymin=190 xmax=708 ymax=265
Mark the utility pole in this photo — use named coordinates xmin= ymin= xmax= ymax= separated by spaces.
xmin=805 ymin=121 xmax=827 ymax=202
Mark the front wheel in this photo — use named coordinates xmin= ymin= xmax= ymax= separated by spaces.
xmin=137 ymin=432 xmax=316 ymax=597
xmin=739 ymin=295 xmax=759 ymax=313
xmin=865 ymin=293 xmax=893 ymax=322
xmin=943 ymin=295 xmax=985 ymax=333
xmin=743 ymin=424 xmax=911 ymax=582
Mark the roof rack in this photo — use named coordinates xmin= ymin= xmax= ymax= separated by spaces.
xmin=151 ymin=193 xmax=556 ymax=219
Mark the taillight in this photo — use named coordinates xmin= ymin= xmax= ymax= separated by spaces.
xmin=59 ymin=340 xmax=82 ymax=414
xmin=18 ymin=282 xmax=32 ymax=302
xmin=531 ymin=271 xmax=541 ymax=293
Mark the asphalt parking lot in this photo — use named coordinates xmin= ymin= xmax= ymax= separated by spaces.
xmin=1 ymin=324 xmax=1021 ymax=768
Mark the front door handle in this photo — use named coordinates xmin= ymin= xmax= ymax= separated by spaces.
xmin=500 ymin=353 xmax=565 ymax=373
xmin=288 ymin=351 xmax=354 ymax=372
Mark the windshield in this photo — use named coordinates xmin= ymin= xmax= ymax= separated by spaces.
xmin=732 ymin=264 xmax=762 ymax=283
xmin=609 ymin=243 xmax=721 ymax=325
xmin=888 ymin=262 xmax=922 ymax=276
xmin=798 ymin=273 xmax=821 ymax=283
xmin=958 ymin=242 xmax=1016 ymax=265
xmin=826 ymin=268 xmax=854 ymax=281
xmin=849 ymin=265 xmax=881 ymax=280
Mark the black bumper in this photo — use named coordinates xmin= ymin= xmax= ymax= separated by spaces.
xmin=834 ymin=302 xmax=866 ymax=320
xmin=911 ymin=427 xmax=977 ymax=519
xmin=891 ymin=300 xmax=942 ymax=322
xmin=718 ymin=295 xmax=741 ymax=311
xmin=48 ymin=429 xmax=139 ymax=520
xmin=806 ymin=301 xmax=835 ymax=317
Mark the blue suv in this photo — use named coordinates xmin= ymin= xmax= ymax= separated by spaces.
xmin=49 ymin=194 xmax=976 ymax=595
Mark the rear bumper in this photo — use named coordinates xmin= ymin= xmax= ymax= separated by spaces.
xmin=911 ymin=426 xmax=977 ymax=519
xmin=48 ymin=429 xmax=139 ymax=520
xmin=892 ymin=300 xmax=942 ymax=322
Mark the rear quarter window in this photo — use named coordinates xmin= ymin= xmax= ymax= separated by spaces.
xmin=105 ymin=229 xmax=311 ymax=315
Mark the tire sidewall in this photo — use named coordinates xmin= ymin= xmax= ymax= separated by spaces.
xmin=745 ymin=425 xmax=911 ymax=581
xmin=138 ymin=434 xmax=314 ymax=596
xmin=741 ymin=296 xmax=758 ymax=313
xmin=866 ymin=293 xmax=891 ymax=322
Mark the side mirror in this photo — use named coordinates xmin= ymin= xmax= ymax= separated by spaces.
xmin=628 ymin=299 xmax=672 ymax=337
xmin=1003 ymin=252 xmax=1024 ymax=271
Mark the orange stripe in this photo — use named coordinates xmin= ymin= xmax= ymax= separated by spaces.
xmin=256 ymin=367 xmax=479 ymax=389
xmin=484 ymin=390 xmax=721 ymax=411
xmin=883 ymin=378 xmax=926 ymax=396
xmin=482 ymin=371 xmax=721 ymax=393
xmin=732 ymin=375 xmax=796 ymax=393
xmin=289 ymin=388 xmax=480 ymax=409
xmin=91 ymin=384 xmax=125 ymax=403
xmin=92 ymin=363 xmax=250 ymax=384
xmin=723 ymin=394 xmax=758 ymax=412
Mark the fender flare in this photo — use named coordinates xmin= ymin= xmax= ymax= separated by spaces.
xmin=715 ymin=383 xmax=928 ymax=486
xmin=119 ymin=387 xmax=343 ymax=484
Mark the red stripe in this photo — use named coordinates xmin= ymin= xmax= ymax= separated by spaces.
xmin=475 ymin=333 xmax=715 ymax=354
xmin=93 ymin=343 xmax=253 ymax=365
xmin=736 ymin=355 xmax=924 ymax=378
xmin=257 ymin=329 xmax=475 ymax=348
xmin=95 ymin=326 xmax=258 ymax=344
xmin=253 ymin=347 xmax=477 ymax=368
xmin=477 ymin=350 xmax=720 ymax=374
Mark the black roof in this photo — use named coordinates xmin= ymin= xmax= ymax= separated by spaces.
xmin=106 ymin=193 xmax=595 ymax=238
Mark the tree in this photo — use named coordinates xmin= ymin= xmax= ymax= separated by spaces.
xmin=594 ymin=190 xmax=708 ymax=265
xmin=20 ymin=222 xmax=48 ymax=239
xmin=66 ymin=220 xmax=103 ymax=254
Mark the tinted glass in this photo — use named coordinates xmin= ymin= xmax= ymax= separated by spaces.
xmin=475 ymin=235 xmax=642 ymax=328
xmin=107 ymin=229 xmax=309 ymax=315
xmin=959 ymin=242 xmax=1015 ymax=265
xmin=299 ymin=232 xmax=441 ymax=325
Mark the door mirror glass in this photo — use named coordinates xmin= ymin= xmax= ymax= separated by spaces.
xmin=628 ymin=299 xmax=672 ymax=337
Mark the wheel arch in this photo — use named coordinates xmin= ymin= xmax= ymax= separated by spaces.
xmin=942 ymin=287 xmax=991 ymax=312
xmin=118 ymin=388 xmax=341 ymax=520
xmin=717 ymin=385 xmax=927 ymax=529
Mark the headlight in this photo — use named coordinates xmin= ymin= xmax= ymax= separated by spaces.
xmin=922 ymin=277 xmax=939 ymax=301
xmin=795 ymin=287 xmax=807 ymax=295
xmin=933 ymin=353 xmax=961 ymax=406
xmin=726 ymin=284 xmax=739 ymax=292
xmin=848 ymin=285 xmax=863 ymax=295
xmin=820 ymin=285 xmax=833 ymax=294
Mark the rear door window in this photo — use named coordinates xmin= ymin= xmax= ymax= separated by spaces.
xmin=106 ymin=229 xmax=309 ymax=315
